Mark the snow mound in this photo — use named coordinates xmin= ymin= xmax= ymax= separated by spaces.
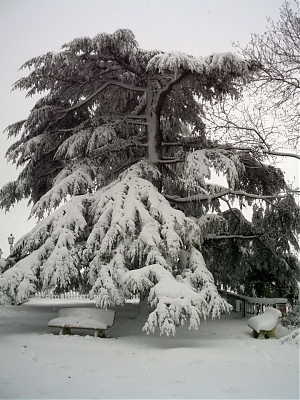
xmin=279 ymin=328 xmax=300 ymax=347
xmin=48 ymin=307 xmax=115 ymax=329
xmin=247 ymin=307 xmax=281 ymax=332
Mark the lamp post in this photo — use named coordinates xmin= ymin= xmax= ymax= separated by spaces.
xmin=8 ymin=234 xmax=15 ymax=255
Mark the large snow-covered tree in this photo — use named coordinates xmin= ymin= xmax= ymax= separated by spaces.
xmin=0 ymin=29 xmax=299 ymax=335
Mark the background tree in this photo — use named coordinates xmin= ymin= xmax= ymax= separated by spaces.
xmin=0 ymin=29 xmax=298 ymax=335
xmin=243 ymin=0 xmax=300 ymax=149
xmin=199 ymin=1 xmax=300 ymax=299
xmin=203 ymin=0 xmax=300 ymax=153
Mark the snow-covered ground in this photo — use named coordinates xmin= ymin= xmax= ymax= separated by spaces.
xmin=0 ymin=298 xmax=298 ymax=399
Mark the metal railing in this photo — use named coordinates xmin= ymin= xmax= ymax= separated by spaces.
xmin=35 ymin=291 xmax=94 ymax=300
xmin=34 ymin=291 xmax=140 ymax=302
xmin=34 ymin=289 xmax=287 ymax=317
xmin=219 ymin=289 xmax=287 ymax=317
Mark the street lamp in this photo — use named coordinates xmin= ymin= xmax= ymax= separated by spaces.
xmin=8 ymin=234 xmax=15 ymax=255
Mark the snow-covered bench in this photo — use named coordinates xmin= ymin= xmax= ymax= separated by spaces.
xmin=48 ymin=308 xmax=115 ymax=338
xmin=247 ymin=306 xmax=282 ymax=339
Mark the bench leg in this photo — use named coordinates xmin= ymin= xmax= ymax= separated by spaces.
xmin=257 ymin=328 xmax=276 ymax=339
xmin=95 ymin=329 xmax=106 ymax=338
xmin=252 ymin=329 xmax=259 ymax=339
xmin=60 ymin=327 xmax=71 ymax=335
xmin=270 ymin=327 xmax=276 ymax=337
xmin=264 ymin=328 xmax=276 ymax=338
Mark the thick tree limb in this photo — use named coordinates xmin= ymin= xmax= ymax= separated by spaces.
xmin=157 ymin=158 xmax=185 ymax=164
xmin=63 ymin=80 xmax=148 ymax=114
xmin=205 ymin=234 xmax=257 ymax=240
xmin=104 ymin=158 xmax=140 ymax=182
xmin=104 ymin=50 xmax=144 ymax=78
xmin=164 ymin=189 xmax=287 ymax=203
xmin=265 ymin=150 xmax=300 ymax=160
xmin=161 ymin=138 xmax=205 ymax=147
xmin=156 ymin=70 xmax=191 ymax=115
xmin=220 ymin=145 xmax=300 ymax=161
xmin=91 ymin=141 xmax=149 ymax=158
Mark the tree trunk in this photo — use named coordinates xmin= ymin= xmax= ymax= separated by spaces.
xmin=146 ymin=85 xmax=163 ymax=191
xmin=146 ymin=86 xmax=161 ymax=161
xmin=138 ymin=296 xmax=150 ymax=316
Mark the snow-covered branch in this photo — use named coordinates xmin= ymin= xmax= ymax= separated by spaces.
xmin=204 ymin=234 xmax=258 ymax=240
xmin=164 ymin=189 xmax=288 ymax=203
xmin=123 ymin=253 xmax=231 ymax=336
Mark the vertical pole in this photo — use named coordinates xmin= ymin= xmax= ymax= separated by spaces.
xmin=8 ymin=234 xmax=15 ymax=256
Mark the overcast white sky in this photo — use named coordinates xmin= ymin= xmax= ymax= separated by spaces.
xmin=0 ymin=0 xmax=298 ymax=257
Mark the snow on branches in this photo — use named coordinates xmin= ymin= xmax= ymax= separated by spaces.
xmin=146 ymin=52 xmax=206 ymax=74
xmin=124 ymin=264 xmax=208 ymax=336
xmin=184 ymin=149 xmax=244 ymax=190
xmin=146 ymin=51 xmax=254 ymax=78
xmin=86 ymin=167 xmax=206 ymax=317
xmin=123 ymin=254 xmax=230 ymax=336
xmin=0 ymin=162 xmax=229 ymax=334
xmin=55 ymin=125 xmax=117 ymax=160
xmin=30 ymin=161 xmax=97 ymax=219
xmin=0 ymin=196 xmax=88 ymax=305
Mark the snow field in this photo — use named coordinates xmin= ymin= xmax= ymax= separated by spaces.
xmin=0 ymin=298 xmax=299 ymax=399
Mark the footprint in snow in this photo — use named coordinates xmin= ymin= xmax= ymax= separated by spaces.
xmin=21 ymin=344 xmax=38 ymax=362
xmin=222 ymin=386 xmax=240 ymax=394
